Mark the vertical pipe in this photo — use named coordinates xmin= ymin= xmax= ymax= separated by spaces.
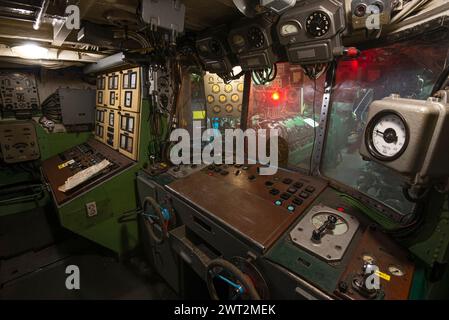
xmin=33 ymin=0 xmax=49 ymax=30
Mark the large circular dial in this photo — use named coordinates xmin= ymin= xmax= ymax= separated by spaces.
xmin=306 ymin=11 xmax=331 ymax=38
xmin=366 ymin=111 xmax=409 ymax=161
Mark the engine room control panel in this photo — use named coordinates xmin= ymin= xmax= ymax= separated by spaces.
xmin=277 ymin=0 xmax=346 ymax=64
xmin=166 ymin=163 xmax=327 ymax=253
xmin=0 ymin=72 xmax=40 ymax=118
xmin=94 ymin=66 xmax=142 ymax=161
xmin=0 ymin=121 xmax=40 ymax=164
xmin=265 ymin=188 xmax=416 ymax=300
xmin=42 ymin=139 xmax=135 ymax=205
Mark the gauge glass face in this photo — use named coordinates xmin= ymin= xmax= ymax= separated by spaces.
xmin=207 ymin=95 xmax=215 ymax=103
xmin=209 ymin=39 xmax=222 ymax=55
xmin=231 ymin=94 xmax=239 ymax=103
xmin=232 ymin=34 xmax=246 ymax=47
xmin=198 ymin=44 xmax=209 ymax=54
xmin=225 ymin=84 xmax=233 ymax=93
xmin=219 ymin=94 xmax=227 ymax=103
xmin=212 ymin=84 xmax=220 ymax=93
xmin=369 ymin=113 xmax=408 ymax=160
xmin=311 ymin=213 xmax=348 ymax=236
xmin=237 ymin=104 xmax=242 ymax=112
xmin=213 ymin=105 xmax=221 ymax=113
xmin=388 ymin=265 xmax=405 ymax=277
xmin=306 ymin=11 xmax=331 ymax=37
xmin=225 ymin=104 xmax=233 ymax=113
xmin=280 ymin=23 xmax=300 ymax=36
xmin=237 ymin=83 xmax=244 ymax=92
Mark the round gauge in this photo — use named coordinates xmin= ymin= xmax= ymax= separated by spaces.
xmin=197 ymin=43 xmax=209 ymax=54
xmin=367 ymin=3 xmax=382 ymax=15
xmin=248 ymin=27 xmax=265 ymax=49
xmin=212 ymin=84 xmax=221 ymax=93
xmin=306 ymin=11 xmax=331 ymax=38
xmin=225 ymin=84 xmax=233 ymax=93
xmin=311 ymin=213 xmax=348 ymax=236
xmin=232 ymin=34 xmax=246 ymax=47
xmin=231 ymin=94 xmax=240 ymax=103
xmin=207 ymin=95 xmax=215 ymax=103
xmin=219 ymin=94 xmax=227 ymax=103
xmin=213 ymin=105 xmax=221 ymax=113
xmin=366 ymin=111 xmax=409 ymax=161
xmin=362 ymin=254 xmax=376 ymax=264
xmin=280 ymin=22 xmax=301 ymax=36
xmin=208 ymin=76 xmax=215 ymax=83
xmin=209 ymin=39 xmax=222 ymax=56
xmin=388 ymin=265 xmax=405 ymax=277
xmin=237 ymin=83 xmax=244 ymax=92
xmin=237 ymin=104 xmax=242 ymax=112
xmin=225 ymin=104 xmax=233 ymax=113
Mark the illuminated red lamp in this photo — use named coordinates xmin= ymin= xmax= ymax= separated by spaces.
xmin=271 ymin=91 xmax=280 ymax=101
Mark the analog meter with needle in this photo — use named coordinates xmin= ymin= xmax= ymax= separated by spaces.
xmin=365 ymin=111 xmax=409 ymax=161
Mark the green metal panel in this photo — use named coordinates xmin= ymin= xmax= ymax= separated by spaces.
xmin=35 ymin=125 xmax=92 ymax=161
xmin=55 ymin=99 xmax=151 ymax=256
xmin=0 ymin=119 xmax=91 ymax=217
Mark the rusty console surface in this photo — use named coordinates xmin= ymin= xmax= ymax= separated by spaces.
xmin=335 ymin=227 xmax=415 ymax=300
xmin=42 ymin=139 xmax=134 ymax=205
xmin=166 ymin=164 xmax=327 ymax=253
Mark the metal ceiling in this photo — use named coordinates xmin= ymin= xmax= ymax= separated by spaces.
xmin=0 ymin=0 xmax=242 ymax=67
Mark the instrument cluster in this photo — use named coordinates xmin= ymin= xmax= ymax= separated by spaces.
xmin=227 ymin=15 xmax=279 ymax=71
xmin=195 ymin=0 xmax=351 ymax=76
xmin=195 ymin=25 xmax=237 ymax=76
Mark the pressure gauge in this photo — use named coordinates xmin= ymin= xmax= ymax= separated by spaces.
xmin=213 ymin=105 xmax=221 ymax=113
xmin=225 ymin=84 xmax=233 ymax=93
xmin=365 ymin=111 xmax=409 ymax=161
xmin=280 ymin=22 xmax=301 ymax=36
xmin=306 ymin=11 xmax=331 ymax=38
xmin=311 ymin=213 xmax=348 ymax=236
xmin=212 ymin=84 xmax=221 ymax=94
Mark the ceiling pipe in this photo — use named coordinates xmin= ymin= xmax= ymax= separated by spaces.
xmin=33 ymin=0 xmax=50 ymax=30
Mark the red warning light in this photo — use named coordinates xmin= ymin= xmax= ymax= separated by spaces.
xmin=271 ymin=92 xmax=280 ymax=101
xmin=337 ymin=207 xmax=345 ymax=212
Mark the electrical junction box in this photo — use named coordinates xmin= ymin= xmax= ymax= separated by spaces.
xmin=360 ymin=92 xmax=449 ymax=185
xmin=141 ymin=0 xmax=186 ymax=34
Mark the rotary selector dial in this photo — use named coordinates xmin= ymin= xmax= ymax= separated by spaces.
xmin=306 ymin=11 xmax=331 ymax=37
xmin=248 ymin=27 xmax=265 ymax=49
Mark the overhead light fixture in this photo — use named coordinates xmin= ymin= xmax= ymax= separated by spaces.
xmin=12 ymin=44 xmax=49 ymax=60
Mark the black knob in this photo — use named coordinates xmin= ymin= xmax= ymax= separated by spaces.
xmin=338 ymin=281 xmax=348 ymax=293
xmin=312 ymin=229 xmax=322 ymax=241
